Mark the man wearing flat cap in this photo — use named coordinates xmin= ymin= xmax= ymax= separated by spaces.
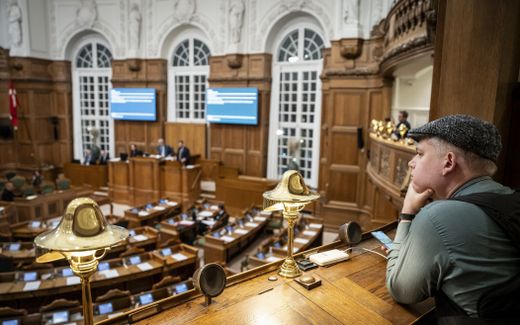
xmin=385 ymin=115 xmax=520 ymax=321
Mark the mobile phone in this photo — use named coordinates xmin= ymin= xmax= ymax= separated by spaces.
xmin=371 ymin=231 xmax=393 ymax=249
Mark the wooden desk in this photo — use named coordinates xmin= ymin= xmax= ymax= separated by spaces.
xmin=215 ymin=176 xmax=277 ymax=216
xmin=64 ymin=162 xmax=108 ymax=189
xmin=127 ymin=227 xmax=159 ymax=251
xmin=8 ymin=187 xmax=91 ymax=223
xmin=159 ymin=216 xmax=196 ymax=245
xmin=125 ymin=199 xmax=181 ymax=228
xmin=108 ymin=160 xmax=131 ymax=205
xmin=0 ymin=242 xmax=35 ymax=264
xmin=204 ymin=213 xmax=271 ymax=264
xmin=98 ymin=226 xmax=434 ymax=325
xmin=109 ymin=158 xmax=201 ymax=207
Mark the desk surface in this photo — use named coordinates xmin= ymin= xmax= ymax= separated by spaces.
xmin=99 ymin=227 xmax=434 ymax=325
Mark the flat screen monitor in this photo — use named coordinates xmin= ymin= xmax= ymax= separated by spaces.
xmin=1 ymin=319 xmax=19 ymax=325
xmin=52 ymin=310 xmax=69 ymax=324
xmin=98 ymin=302 xmax=113 ymax=315
xmin=61 ymin=268 xmax=73 ymax=277
xmin=23 ymin=272 xmax=37 ymax=281
xmin=139 ymin=293 xmax=153 ymax=306
xmin=8 ymin=243 xmax=21 ymax=251
xmin=161 ymin=248 xmax=172 ymax=256
xmin=206 ymin=88 xmax=258 ymax=125
xmin=98 ymin=262 xmax=110 ymax=271
xmin=129 ymin=255 xmax=141 ymax=265
xmin=175 ymin=283 xmax=188 ymax=294
xmin=30 ymin=220 xmax=41 ymax=228
xmin=110 ymin=88 xmax=156 ymax=121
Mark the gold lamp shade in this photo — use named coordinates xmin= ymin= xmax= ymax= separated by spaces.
xmin=34 ymin=197 xmax=128 ymax=325
xmin=35 ymin=197 xmax=128 ymax=255
xmin=263 ymin=170 xmax=319 ymax=211
xmin=263 ymin=170 xmax=319 ymax=278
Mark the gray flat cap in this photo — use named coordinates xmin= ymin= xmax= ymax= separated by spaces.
xmin=408 ymin=114 xmax=501 ymax=162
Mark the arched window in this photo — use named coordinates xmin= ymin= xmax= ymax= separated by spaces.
xmin=168 ymin=38 xmax=211 ymax=122
xmin=72 ymin=39 xmax=113 ymax=160
xmin=268 ymin=26 xmax=325 ymax=187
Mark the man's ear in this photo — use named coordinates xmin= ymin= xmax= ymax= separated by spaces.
xmin=442 ymin=151 xmax=456 ymax=175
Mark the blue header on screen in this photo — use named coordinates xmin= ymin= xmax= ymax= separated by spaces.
xmin=206 ymin=88 xmax=258 ymax=125
xmin=110 ymin=88 xmax=156 ymax=121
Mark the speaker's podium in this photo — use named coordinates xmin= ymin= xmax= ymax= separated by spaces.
xmin=108 ymin=157 xmax=201 ymax=207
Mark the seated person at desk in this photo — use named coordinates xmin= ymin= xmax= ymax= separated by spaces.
xmin=31 ymin=170 xmax=43 ymax=187
xmin=393 ymin=110 xmax=411 ymax=139
xmin=385 ymin=115 xmax=520 ymax=321
xmin=1 ymin=181 xmax=16 ymax=201
xmin=130 ymin=144 xmax=143 ymax=157
xmin=156 ymin=138 xmax=174 ymax=157
xmin=82 ymin=148 xmax=98 ymax=165
xmin=176 ymin=140 xmax=190 ymax=165
xmin=98 ymin=149 xmax=110 ymax=164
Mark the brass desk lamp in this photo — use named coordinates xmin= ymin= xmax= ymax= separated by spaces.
xmin=34 ymin=198 xmax=128 ymax=325
xmin=263 ymin=170 xmax=319 ymax=278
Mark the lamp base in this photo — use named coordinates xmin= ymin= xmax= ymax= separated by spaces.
xmin=278 ymin=258 xmax=302 ymax=278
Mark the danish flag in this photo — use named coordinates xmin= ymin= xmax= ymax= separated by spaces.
xmin=8 ymin=81 xmax=18 ymax=130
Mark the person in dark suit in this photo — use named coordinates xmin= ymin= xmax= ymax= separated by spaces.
xmin=156 ymin=138 xmax=174 ymax=157
xmin=129 ymin=144 xmax=143 ymax=157
xmin=31 ymin=170 xmax=43 ymax=187
xmin=98 ymin=149 xmax=109 ymax=164
xmin=394 ymin=110 xmax=412 ymax=139
xmin=176 ymin=140 xmax=191 ymax=165
xmin=82 ymin=148 xmax=96 ymax=165
xmin=1 ymin=182 xmax=15 ymax=201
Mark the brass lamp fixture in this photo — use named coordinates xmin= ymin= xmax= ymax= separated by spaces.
xmin=263 ymin=170 xmax=319 ymax=278
xmin=34 ymin=198 xmax=128 ymax=325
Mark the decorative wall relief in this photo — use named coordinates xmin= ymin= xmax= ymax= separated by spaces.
xmin=173 ymin=0 xmax=196 ymax=23
xmin=380 ymin=148 xmax=390 ymax=178
xmin=8 ymin=0 xmax=23 ymax=47
xmin=76 ymin=0 xmax=98 ymax=28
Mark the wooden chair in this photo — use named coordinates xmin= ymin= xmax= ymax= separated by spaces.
xmin=158 ymin=237 xmax=181 ymax=248
xmin=40 ymin=181 xmax=55 ymax=194
xmin=119 ymin=246 xmax=145 ymax=258
xmin=40 ymin=299 xmax=80 ymax=313
xmin=20 ymin=261 xmax=53 ymax=271
xmin=95 ymin=288 xmax=131 ymax=303
xmin=152 ymin=275 xmax=182 ymax=290
xmin=56 ymin=177 xmax=71 ymax=190
xmin=0 ymin=306 xmax=26 ymax=318
xmin=10 ymin=175 xmax=26 ymax=191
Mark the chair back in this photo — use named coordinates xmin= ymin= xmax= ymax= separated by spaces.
xmin=56 ymin=178 xmax=70 ymax=190
xmin=10 ymin=175 xmax=26 ymax=190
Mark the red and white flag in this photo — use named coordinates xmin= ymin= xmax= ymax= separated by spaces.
xmin=8 ymin=81 xmax=19 ymax=130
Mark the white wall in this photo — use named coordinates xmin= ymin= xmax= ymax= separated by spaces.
xmin=392 ymin=55 xmax=434 ymax=129
xmin=1 ymin=0 xmax=394 ymax=60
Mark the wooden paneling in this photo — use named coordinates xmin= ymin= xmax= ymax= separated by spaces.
xmin=112 ymin=59 xmax=167 ymax=157
xmin=0 ymin=55 xmax=72 ymax=169
xmin=165 ymin=122 xmax=206 ymax=159
xmin=215 ymin=176 xmax=277 ymax=216
xmin=64 ymin=163 xmax=108 ymax=189
xmin=430 ymin=0 xmax=520 ymax=184
xmin=130 ymin=157 xmax=161 ymax=206
xmin=366 ymin=134 xmax=415 ymax=226
xmin=160 ymin=161 xmax=183 ymax=201
xmin=319 ymin=38 xmax=392 ymax=231
xmin=208 ymin=54 xmax=271 ymax=177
